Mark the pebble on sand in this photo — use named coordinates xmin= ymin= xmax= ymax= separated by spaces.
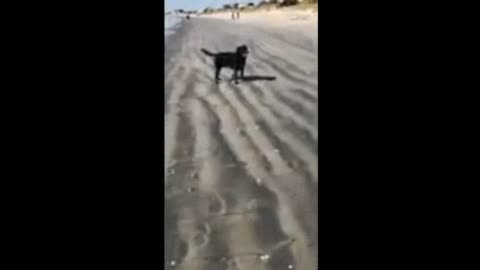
xmin=247 ymin=200 xmax=258 ymax=210
xmin=169 ymin=260 xmax=176 ymax=266
xmin=236 ymin=127 xmax=245 ymax=136
xmin=259 ymin=254 xmax=270 ymax=262
xmin=288 ymin=160 xmax=300 ymax=169
xmin=288 ymin=264 xmax=294 ymax=269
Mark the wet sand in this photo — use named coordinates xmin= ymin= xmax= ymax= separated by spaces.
xmin=164 ymin=14 xmax=318 ymax=270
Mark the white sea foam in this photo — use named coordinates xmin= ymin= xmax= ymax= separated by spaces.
xmin=165 ymin=14 xmax=182 ymax=39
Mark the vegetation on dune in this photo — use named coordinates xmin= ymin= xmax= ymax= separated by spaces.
xmin=256 ymin=0 xmax=317 ymax=9
xmin=198 ymin=0 xmax=317 ymax=15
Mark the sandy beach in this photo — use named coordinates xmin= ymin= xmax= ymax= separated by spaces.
xmin=165 ymin=10 xmax=318 ymax=270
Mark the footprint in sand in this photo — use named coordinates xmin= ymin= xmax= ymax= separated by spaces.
xmin=246 ymin=198 xmax=271 ymax=211
xmin=170 ymin=238 xmax=189 ymax=266
xmin=192 ymin=223 xmax=211 ymax=247
xmin=207 ymin=193 xmax=226 ymax=215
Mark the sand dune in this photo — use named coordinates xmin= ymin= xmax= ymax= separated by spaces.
xmin=165 ymin=16 xmax=318 ymax=270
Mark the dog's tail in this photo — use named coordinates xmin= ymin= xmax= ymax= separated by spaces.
xmin=201 ymin=48 xmax=216 ymax=57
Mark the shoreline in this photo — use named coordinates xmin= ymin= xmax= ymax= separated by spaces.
xmin=165 ymin=14 xmax=183 ymax=40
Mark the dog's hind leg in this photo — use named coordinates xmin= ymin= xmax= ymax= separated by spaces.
xmin=215 ymin=67 xmax=221 ymax=83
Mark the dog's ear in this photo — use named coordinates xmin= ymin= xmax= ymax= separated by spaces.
xmin=237 ymin=45 xmax=248 ymax=52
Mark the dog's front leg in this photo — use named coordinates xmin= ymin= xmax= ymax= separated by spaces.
xmin=240 ymin=68 xmax=244 ymax=79
xmin=215 ymin=67 xmax=221 ymax=83
xmin=233 ymin=70 xmax=239 ymax=84
xmin=231 ymin=70 xmax=239 ymax=84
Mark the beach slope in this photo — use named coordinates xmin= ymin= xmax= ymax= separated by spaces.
xmin=165 ymin=16 xmax=318 ymax=270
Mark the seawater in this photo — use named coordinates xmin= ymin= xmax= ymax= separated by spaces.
xmin=165 ymin=14 xmax=182 ymax=39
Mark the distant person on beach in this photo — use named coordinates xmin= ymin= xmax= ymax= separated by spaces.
xmin=233 ymin=3 xmax=240 ymax=19
xmin=231 ymin=9 xmax=240 ymax=19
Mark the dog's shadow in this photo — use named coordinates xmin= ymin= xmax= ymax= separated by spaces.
xmin=241 ymin=75 xmax=277 ymax=82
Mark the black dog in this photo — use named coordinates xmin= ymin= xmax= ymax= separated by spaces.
xmin=200 ymin=45 xmax=249 ymax=84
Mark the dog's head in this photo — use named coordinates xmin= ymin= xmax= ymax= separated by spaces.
xmin=236 ymin=45 xmax=249 ymax=58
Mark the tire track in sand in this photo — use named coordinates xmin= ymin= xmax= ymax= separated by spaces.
xmin=194 ymin=74 xmax=314 ymax=269
xmin=192 ymin=77 xmax=299 ymax=270
xmin=216 ymin=78 xmax=318 ymax=269
xmin=165 ymin=77 xmax=292 ymax=270
xmin=209 ymin=77 xmax=318 ymax=266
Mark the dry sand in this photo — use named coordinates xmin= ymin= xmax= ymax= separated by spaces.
xmin=165 ymin=11 xmax=318 ymax=270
